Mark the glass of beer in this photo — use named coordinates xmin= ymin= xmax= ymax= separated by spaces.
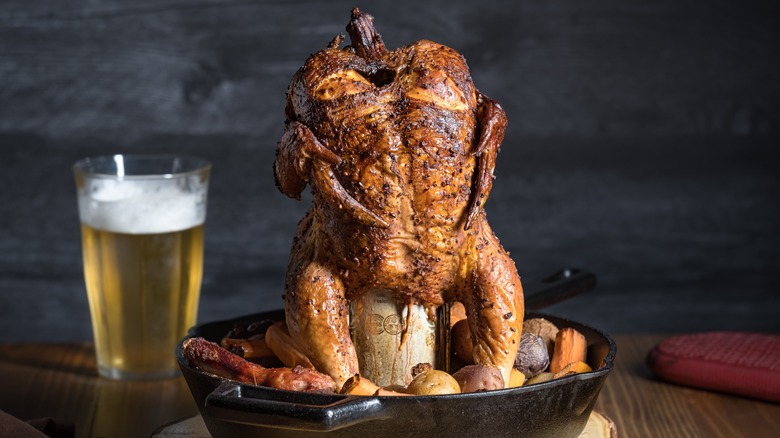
xmin=73 ymin=155 xmax=211 ymax=380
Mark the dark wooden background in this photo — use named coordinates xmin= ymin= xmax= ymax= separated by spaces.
xmin=1 ymin=0 xmax=778 ymax=341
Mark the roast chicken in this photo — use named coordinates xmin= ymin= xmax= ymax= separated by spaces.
xmin=274 ymin=9 xmax=524 ymax=389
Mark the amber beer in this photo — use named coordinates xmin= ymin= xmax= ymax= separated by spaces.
xmin=74 ymin=155 xmax=210 ymax=379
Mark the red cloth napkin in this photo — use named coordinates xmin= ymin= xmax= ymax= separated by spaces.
xmin=0 ymin=410 xmax=74 ymax=438
xmin=647 ymin=332 xmax=780 ymax=403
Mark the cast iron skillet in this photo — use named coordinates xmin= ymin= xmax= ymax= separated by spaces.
xmin=177 ymin=268 xmax=616 ymax=438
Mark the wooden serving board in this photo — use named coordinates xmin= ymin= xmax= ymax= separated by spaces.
xmin=152 ymin=411 xmax=616 ymax=437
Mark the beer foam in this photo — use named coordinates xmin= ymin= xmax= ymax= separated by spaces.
xmin=79 ymin=178 xmax=207 ymax=234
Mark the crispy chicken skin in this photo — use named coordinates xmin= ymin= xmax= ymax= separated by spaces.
xmin=274 ymin=9 xmax=523 ymax=388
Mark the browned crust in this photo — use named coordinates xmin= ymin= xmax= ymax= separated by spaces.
xmin=182 ymin=337 xmax=336 ymax=393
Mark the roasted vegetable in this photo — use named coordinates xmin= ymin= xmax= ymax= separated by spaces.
xmin=340 ymin=374 xmax=410 ymax=396
xmin=264 ymin=322 xmax=316 ymax=369
xmin=449 ymin=302 xmax=468 ymax=326
xmin=523 ymin=317 xmax=559 ymax=356
xmin=514 ymin=332 xmax=550 ymax=379
xmin=406 ymin=369 xmax=461 ymax=395
xmin=451 ymin=319 xmax=475 ymax=364
xmin=508 ymin=368 xmax=527 ymax=388
xmin=451 ymin=365 xmax=505 ymax=393
xmin=219 ymin=337 xmax=276 ymax=362
xmin=553 ymin=361 xmax=593 ymax=378
xmin=550 ymin=328 xmax=588 ymax=374
xmin=525 ymin=372 xmax=555 ymax=386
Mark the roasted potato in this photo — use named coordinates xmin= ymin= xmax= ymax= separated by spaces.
xmin=525 ymin=372 xmax=555 ymax=385
xmin=406 ymin=369 xmax=461 ymax=395
xmin=514 ymin=332 xmax=550 ymax=378
xmin=523 ymin=318 xmax=559 ymax=356
xmin=451 ymin=365 xmax=505 ymax=393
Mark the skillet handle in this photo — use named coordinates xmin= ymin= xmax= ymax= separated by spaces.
xmin=205 ymin=381 xmax=390 ymax=432
xmin=523 ymin=268 xmax=597 ymax=310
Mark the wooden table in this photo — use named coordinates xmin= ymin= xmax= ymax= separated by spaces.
xmin=1 ymin=336 xmax=778 ymax=438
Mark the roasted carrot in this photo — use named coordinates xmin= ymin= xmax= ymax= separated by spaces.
xmin=553 ymin=361 xmax=593 ymax=378
xmin=265 ymin=322 xmax=316 ymax=369
xmin=220 ymin=337 xmax=276 ymax=360
xmin=550 ymin=327 xmax=588 ymax=373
